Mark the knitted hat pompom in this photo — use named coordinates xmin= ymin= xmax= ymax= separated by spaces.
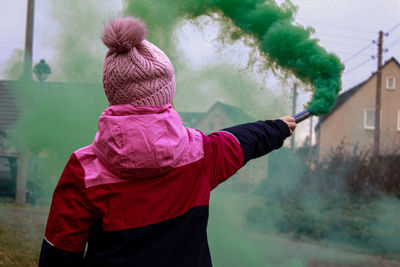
xmin=102 ymin=17 xmax=147 ymax=53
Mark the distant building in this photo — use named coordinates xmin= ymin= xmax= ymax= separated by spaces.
xmin=180 ymin=101 xmax=268 ymax=189
xmin=0 ymin=81 xmax=19 ymax=137
xmin=0 ymin=81 xmax=19 ymax=199
xmin=196 ymin=101 xmax=254 ymax=134
xmin=316 ymin=57 xmax=400 ymax=159
xmin=179 ymin=112 xmax=205 ymax=129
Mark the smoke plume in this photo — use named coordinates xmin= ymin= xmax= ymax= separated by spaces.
xmin=126 ymin=0 xmax=344 ymax=115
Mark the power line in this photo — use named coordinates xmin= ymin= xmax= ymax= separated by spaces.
xmin=320 ymin=40 xmax=370 ymax=48
xmin=316 ymin=32 xmax=373 ymax=41
xmin=297 ymin=18 xmax=376 ymax=34
xmin=343 ymin=23 xmax=400 ymax=64
xmin=304 ymin=21 xmax=400 ymax=67
xmin=314 ymin=21 xmax=400 ymax=66
xmin=343 ymin=43 xmax=374 ymax=63
xmin=335 ymin=51 xmax=371 ymax=56
xmin=343 ymin=58 xmax=374 ymax=76
xmin=387 ymin=22 xmax=400 ymax=33
xmin=340 ymin=22 xmax=400 ymax=87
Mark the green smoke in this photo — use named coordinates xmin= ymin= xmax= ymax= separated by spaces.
xmin=3 ymin=49 xmax=24 ymax=80
xmin=7 ymin=79 xmax=106 ymax=202
xmin=262 ymin=21 xmax=343 ymax=114
xmin=48 ymin=0 xmax=122 ymax=82
xmin=3 ymin=1 xmax=113 ymax=202
xmin=175 ymin=64 xmax=287 ymax=118
xmin=126 ymin=0 xmax=344 ymax=115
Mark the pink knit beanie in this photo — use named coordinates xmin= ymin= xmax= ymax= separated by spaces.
xmin=101 ymin=17 xmax=176 ymax=106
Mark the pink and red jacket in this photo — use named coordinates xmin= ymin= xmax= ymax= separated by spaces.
xmin=39 ymin=104 xmax=290 ymax=267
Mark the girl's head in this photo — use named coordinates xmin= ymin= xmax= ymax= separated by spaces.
xmin=101 ymin=17 xmax=176 ymax=106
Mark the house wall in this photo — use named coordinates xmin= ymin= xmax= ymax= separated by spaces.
xmin=319 ymin=60 xmax=400 ymax=158
xmin=196 ymin=105 xmax=231 ymax=134
xmin=381 ymin=61 xmax=400 ymax=151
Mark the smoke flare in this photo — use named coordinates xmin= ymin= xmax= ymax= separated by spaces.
xmin=126 ymin=0 xmax=344 ymax=115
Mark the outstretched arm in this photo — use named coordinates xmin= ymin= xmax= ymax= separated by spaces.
xmin=203 ymin=116 xmax=295 ymax=189
xmin=223 ymin=117 xmax=295 ymax=164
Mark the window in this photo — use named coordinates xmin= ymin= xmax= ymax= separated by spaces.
xmin=386 ymin=76 xmax=396 ymax=90
xmin=364 ymin=108 xmax=375 ymax=129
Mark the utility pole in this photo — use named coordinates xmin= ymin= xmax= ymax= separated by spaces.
xmin=23 ymin=0 xmax=35 ymax=79
xmin=373 ymin=31 xmax=383 ymax=159
xmin=291 ymin=83 xmax=297 ymax=150
xmin=17 ymin=0 xmax=35 ymax=203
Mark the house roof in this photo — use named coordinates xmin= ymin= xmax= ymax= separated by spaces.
xmin=179 ymin=112 xmax=206 ymax=127
xmin=179 ymin=101 xmax=254 ymax=128
xmin=0 ymin=81 xmax=19 ymax=135
xmin=316 ymin=57 xmax=400 ymax=129
xmin=207 ymin=101 xmax=254 ymax=123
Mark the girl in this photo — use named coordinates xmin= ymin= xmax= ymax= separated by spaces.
xmin=39 ymin=16 xmax=296 ymax=267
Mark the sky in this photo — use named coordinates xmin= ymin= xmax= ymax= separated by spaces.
xmin=294 ymin=0 xmax=400 ymax=90
xmin=174 ymin=0 xmax=400 ymax=91
xmin=1 ymin=0 xmax=400 ymax=145
xmin=2 ymin=1 xmax=400 ymax=88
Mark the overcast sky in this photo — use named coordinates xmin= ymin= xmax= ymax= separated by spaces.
xmin=176 ymin=0 xmax=400 ymax=91
xmin=294 ymin=0 xmax=400 ymax=90
xmin=1 ymin=0 xmax=400 ymax=89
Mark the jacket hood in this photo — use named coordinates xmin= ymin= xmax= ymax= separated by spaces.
xmin=92 ymin=104 xmax=203 ymax=179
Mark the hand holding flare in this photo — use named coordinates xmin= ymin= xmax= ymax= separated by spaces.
xmin=280 ymin=116 xmax=296 ymax=136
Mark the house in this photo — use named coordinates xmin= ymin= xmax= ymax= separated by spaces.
xmin=316 ymin=57 xmax=400 ymax=159
xmin=196 ymin=101 xmax=254 ymax=133
xmin=179 ymin=101 xmax=254 ymax=132
xmin=179 ymin=101 xmax=268 ymax=189
xmin=179 ymin=112 xmax=205 ymax=128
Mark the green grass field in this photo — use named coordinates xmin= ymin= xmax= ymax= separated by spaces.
xmin=0 ymin=203 xmax=47 ymax=267
xmin=0 ymin=190 xmax=398 ymax=266
xmin=208 ymin=189 xmax=400 ymax=267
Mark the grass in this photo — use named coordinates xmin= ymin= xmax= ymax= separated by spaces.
xmin=208 ymin=189 xmax=400 ymax=267
xmin=0 ymin=190 xmax=399 ymax=267
xmin=0 ymin=203 xmax=48 ymax=267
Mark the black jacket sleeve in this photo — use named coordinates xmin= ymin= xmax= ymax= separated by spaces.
xmin=223 ymin=119 xmax=291 ymax=164
xmin=39 ymin=239 xmax=84 ymax=267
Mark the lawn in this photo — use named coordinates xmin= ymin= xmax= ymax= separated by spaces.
xmin=0 ymin=203 xmax=48 ymax=267
xmin=208 ymin=189 xmax=400 ymax=267
xmin=0 ymin=190 xmax=399 ymax=266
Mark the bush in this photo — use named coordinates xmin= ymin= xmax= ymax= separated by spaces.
xmin=247 ymin=144 xmax=400 ymax=257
